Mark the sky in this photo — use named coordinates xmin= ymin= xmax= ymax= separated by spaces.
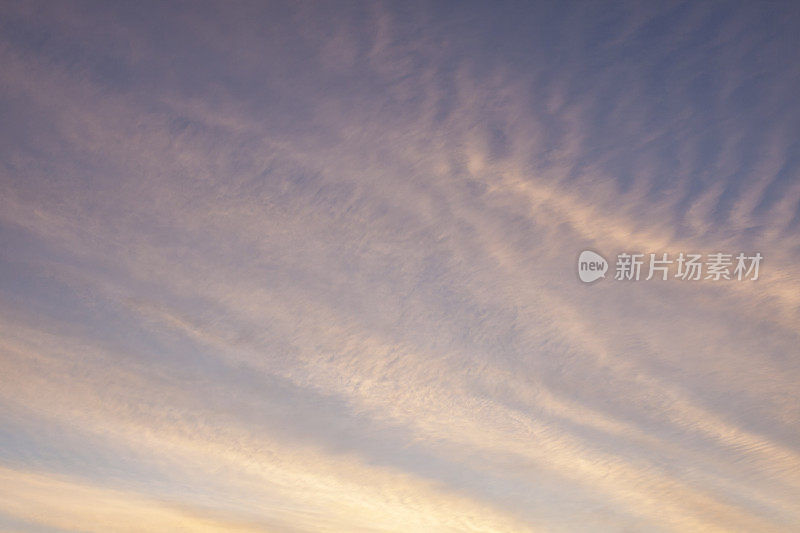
xmin=0 ymin=1 xmax=799 ymax=531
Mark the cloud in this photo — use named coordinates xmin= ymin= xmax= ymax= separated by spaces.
xmin=1 ymin=1 xmax=799 ymax=531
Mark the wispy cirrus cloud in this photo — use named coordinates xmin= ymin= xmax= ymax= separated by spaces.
xmin=1 ymin=1 xmax=799 ymax=531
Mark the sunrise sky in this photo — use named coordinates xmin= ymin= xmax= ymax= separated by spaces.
xmin=1 ymin=1 xmax=799 ymax=531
